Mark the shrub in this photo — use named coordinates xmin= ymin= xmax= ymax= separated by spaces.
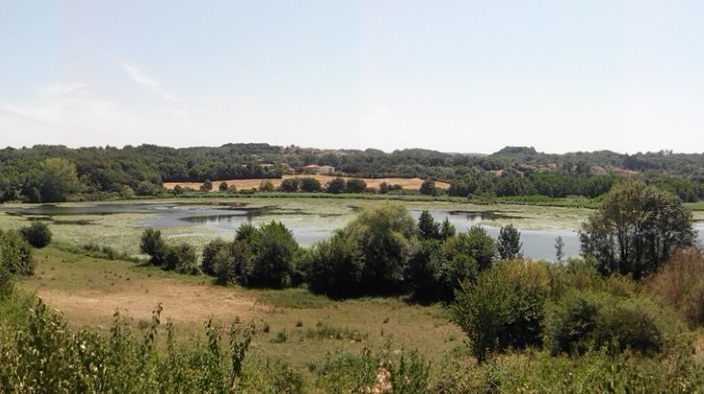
xmin=140 ymin=228 xmax=167 ymax=266
xmin=451 ymin=260 xmax=551 ymax=362
xmin=163 ymin=243 xmax=200 ymax=275
xmin=0 ymin=264 xmax=13 ymax=298
xmin=325 ymin=177 xmax=346 ymax=194
xmin=19 ymin=221 xmax=52 ymax=248
xmin=213 ymin=240 xmax=252 ymax=286
xmin=135 ymin=181 xmax=161 ymax=196
xmin=247 ymin=221 xmax=298 ymax=288
xmin=344 ymin=203 xmax=416 ymax=295
xmin=597 ymin=299 xmax=664 ymax=355
xmin=299 ymin=177 xmax=322 ymax=192
xmin=451 ymin=268 xmax=515 ymax=363
xmin=278 ymin=178 xmax=300 ymax=192
xmin=544 ymin=289 xmax=683 ymax=356
xmin=201 ymin=238 xmax=228 ymax=276
xmin=0 ymin=229 xmax=35 ymax=276
xmin=646 ymin=248 xmax=704 ymax=327
xmin=544 ymin=290 xmax=603 ymax=356
xmin=345 ymin=178 xmax=367 ymax=193
xmin=304 ymin=232 xmax=365 ymax=298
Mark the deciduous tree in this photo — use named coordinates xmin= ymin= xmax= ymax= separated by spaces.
xmin=579 ymin=180 xmax=696 ymax=279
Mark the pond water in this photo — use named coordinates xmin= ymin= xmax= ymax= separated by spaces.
xmin=3 ymin=202 xmax=702 ymax=262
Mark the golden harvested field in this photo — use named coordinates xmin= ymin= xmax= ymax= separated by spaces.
xmin=163 ymin=175 xmax=450 ymax=191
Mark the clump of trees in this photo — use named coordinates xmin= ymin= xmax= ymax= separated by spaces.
xmin=139 ymin=229 xmax=200 ymax=275
xmin=199 ymin=222 xmax=299 ymax=289
xmin=579 ymin=180 xmax=697 ymax=279
xmin=449 ymin=180 xmax=699 ymax=364
xmin=303 ymin=206 xmax=500 ymax=301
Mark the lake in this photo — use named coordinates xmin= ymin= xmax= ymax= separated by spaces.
xmin=2 ymin=202 xmax=701 ymax=262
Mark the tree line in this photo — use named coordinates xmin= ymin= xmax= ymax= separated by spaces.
xmin=2 ymin=143 xmax=704 ymax=203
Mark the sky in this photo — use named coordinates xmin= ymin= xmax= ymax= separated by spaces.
xmin=1 ymin=1 xmax=703 ymax=154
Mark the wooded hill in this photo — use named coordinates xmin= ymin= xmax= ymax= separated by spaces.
xmin=1 ymin=143 xmax=703 ymax=203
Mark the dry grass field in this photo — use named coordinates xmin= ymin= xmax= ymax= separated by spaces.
xmin=163 ymin=175 xmax=450 ymax=192
xmin=21 ymin=246 xmax=465 ymax=370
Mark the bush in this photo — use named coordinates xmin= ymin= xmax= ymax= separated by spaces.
xmin=325 ymin=177 xmax=346 ymax=194
xmin=0 ymin=264 xmax=13 ymax=298
xmin=544 ymin=289 xmax=683 ymax=356
xmin=19 ymin=221 xmax=52 ymax=248
xmin=140 ymin=228 xmax=167 ymax=266
xmin=544 ymin=290 xmax=603 ymax=356
xmin=343 ymin=203 xmax=416 ymax=295
xmin=0 ymin=299 xmax=264 ymax=393
xmin=299 ymin=177 xmax=322 ymax=192
xmin=451 ymin=268 xmax=515 ymax=363
xmin=213 ymin=240 xmax=252 ymax=286
xmin=248 ymin=221 xmax=298 ymax=288
xmin=646 ymin=248 xmax=704 ymax=327
xmin=201 ymin=238 xmax=228 ymax=276
xmin=451 ymin=260 xmax=551 ymax=363
xmin=163 ymin=243 xmax=200 ymax=275
xmin=304 ymin=232 xmax=365 ymax=298
xmin=0 ymin=229 xmax=35 ymax=276
xmin=345 ymin=178 xmax=367 ymax=193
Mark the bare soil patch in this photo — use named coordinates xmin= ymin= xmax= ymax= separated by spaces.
xmin=32 ymin=279 xmax=262 ymax=326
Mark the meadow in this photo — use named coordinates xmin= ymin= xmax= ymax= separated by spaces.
xmin=4 ymin=195 xmax=704 ymax=392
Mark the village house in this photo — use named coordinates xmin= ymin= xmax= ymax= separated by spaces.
xmin=302 ymin=164 xmax=335 ymax=175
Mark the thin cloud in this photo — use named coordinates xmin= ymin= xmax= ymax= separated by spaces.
xmin=97 ymin=48 xmax=179 ymax=103
xmin=120 ymin=63 xmax=158 ymax=90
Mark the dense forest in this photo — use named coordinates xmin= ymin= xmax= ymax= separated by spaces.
xmin=1 ymin=143 xmax=704 ymax=203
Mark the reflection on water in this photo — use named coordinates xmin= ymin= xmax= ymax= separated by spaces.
xmin=3 ymin=203 xmax=702 ymax=262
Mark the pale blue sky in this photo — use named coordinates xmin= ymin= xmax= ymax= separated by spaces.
xmin=1 ymin=1 xmax=703 ymax=154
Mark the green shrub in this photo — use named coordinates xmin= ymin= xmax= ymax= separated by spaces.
xmin=213 ymin=240 xmax=252 ymax=286
xmin=163 ymin=243 xmax=200 ymax=275
xmin=201 ymin=238 xmax=228 ymax=276
xmin=0 ymin=264 xmax=13 ymax=298
xmin=544 ymin=290 xmax=603 ymax=356
xmin=545 ymin=289 xmax=684 ymax=357
xmin=451 ymin=268 xmax=514 ymax=363
xmin=19 ymin=221 xmax=52 ymax=248
xmin=0 ymin=229 xmax=35 ymax=276
xmin=248 ymin=221 xmax=298 ymax=289
xmin=451 ymin=260 xmax=551 ymax=363
xmin=139 ymin=228 xmax=167 ymax=266
xmin=437 ymin=349 xmax=704 ymax=393
xmin=304 ymin=232 xmax=365 ymax=298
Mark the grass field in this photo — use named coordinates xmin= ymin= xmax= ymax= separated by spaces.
xmin=19 ymin=245 xmax=465 ymax=374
